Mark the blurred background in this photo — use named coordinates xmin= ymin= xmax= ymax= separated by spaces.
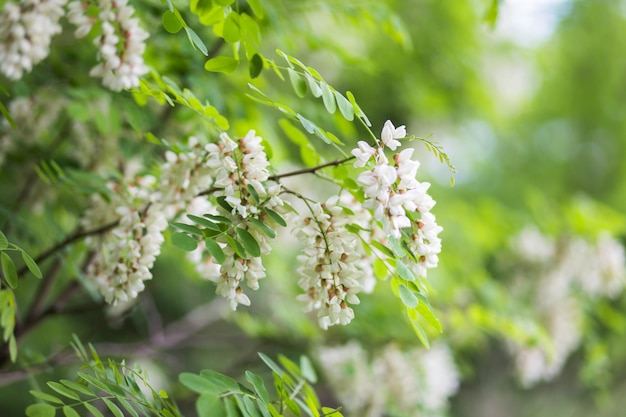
xmin=2 ymin=0 xmax=626 ymax=416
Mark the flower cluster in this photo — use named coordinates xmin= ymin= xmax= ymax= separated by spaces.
xmin=87 ymin=0 xmax=149 ymax=91
xmin=83 ymin=177 xmax=167 ymax=304
xmin=294 ymin=195 xmax=374 ymax=329
xmin=191 ymin=131 xmax=284 ymax=310
xmin=509 ymin=227 xmax=626 ymax=386
xmin=318 ymin=341 xmax=459 ymax=417
xmin=0 ymin=0 xmax=66 ymax=80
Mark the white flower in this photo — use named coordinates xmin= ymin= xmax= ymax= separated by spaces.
xmin=380 ymin=120 xmax=405 ymax=150
xmin=351 ymin=141 xmax=376 ymax=168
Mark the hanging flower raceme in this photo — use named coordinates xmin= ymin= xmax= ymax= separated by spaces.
xmin=352 ymin=120 xmax=443 ymax=280
xmin=78 ymin=0 xmax=149 ymax=91
xmin=188 ymin=131 xmax=285 ymax=310
xmin=0 ymin=0 xmax=67 ymax=80
xmin=293 ymin=195 xmax=373 ymax=329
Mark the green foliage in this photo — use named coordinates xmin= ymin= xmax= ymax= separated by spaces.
xmin=27 ymin=338 xmax=182 ymax=417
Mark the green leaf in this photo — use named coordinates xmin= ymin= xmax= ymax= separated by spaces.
xmin=180 ymin=372 xmax=215 ymax=394
xmin=246 ymin=183 xmax=260 ymax=204
xmin=204 ymin=238 xmax=226 ymax=264
xmin=371 ymin=241 xmax=395 ymax=258
xmin=83 ymin=403 xmax=104 ymax=417
xmin=320 ymin=83 xmax=336 ymax=114
xmin=1 ymin=252 xmax=17 ymax=289
xmin=0 ymin=101 xmax=16 ymax=129
xmin=224 ymin=234 xmax=247 ymax=258
xmin=162 ymin=10 xmax=183 ymax=33
xmin=264 ymin=208 xmax=287 ymax=227
xmin=197 ymin=392 xmax=226 ymax=417
xmin=236 ymin=227 xmax=261 ymax=257
xmin=103 ymin=398 xmax=124 ymax=417
xmin=29 ymin=390 xmax=64 ymax=405
xmin=185 ymin=27 xmax=209 ymax=56
xmin=296 ymin=114 xmax=316 ymax=135
xmin=242 ymin=396 xmax=262 ymax=417
xmin=396 ymin=260 xmax=416 ymax=282
xmin=245 ymin=371 xmax=270 ymax=403
xmin=258 ymin=353 xmax=284 ymax=377
xmin=205 ymin=56 xmax=240 ymax=73
xmin=333 ymin=91 xmax=354 ymax=121
xmin=0 ymin=230 xmax=8 ymax=249
xmin=249 ymin=53 xmax=263 ymax=78
xmin=171 ymin=233 xmax=198 ymax=251
xmin=300 ymin=355 xmax=317 ymax=383
xmin=9 ymin=334 xmax=16 ymax=362
xmin=398 ymin=284 xmax=418 ymax=308
xmin=279 ymin=118 xmax=308 ymax=146
xmin=288 ymin=69 xmax=307 ymax=98
xmin=187 ymin=215 xmax=221 ymax=231
xmin=25 ymin=404 xmax=56 ymax=417
xmin=223 ymin=12 xmax=241 ymax=43
xmin=62 ymin=406 xmax=80 ymax=417
xmin=346 ymin=91 xmax=371 ymax=127
xmin=215 ymin=0 xmax=234 ymax=5
xmin=117 ymin=398 xmax=139 ymax=417
xmin=47 ymin=382 xmax=80 ymax=401
xmin=204 ymin=214 xmax=232 ymax=224
xmin=172 ymin=222 xmax=204 ymax=236
xmin=415 ymin=294 xmax=443 ymax=332
xmin=247 ymin=0 xmax=265 ymax=18
xmin=59 ymin=380 xmax=96 ymax=397
xmin=250 ymin=218 xmax=276 ymax=238
xmin=20 ymin=250 xmax=42 ymax=279
xmin=200 ymin=369 xmax=240 ymax=392
xmin=407 ymin=308 xmax=430 ymax=348
xmin=304 ymin=73 xmax=322 ymax=98
xmin=387 ymin=236 xmax=405 ymax=257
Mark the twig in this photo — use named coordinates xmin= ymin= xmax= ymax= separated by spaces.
xmin=268 ymin=157 xmax=353 ymax=181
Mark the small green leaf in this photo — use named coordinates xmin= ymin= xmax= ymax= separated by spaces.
xmin=224 ymin=235 xmax=246 ymax=258
xmin=0 ymin=231 xmax=8 ymax=249
xmin=288 ymin=68 xmax=307 ymax=98
xmin=304 ymin=73 xmax=322 ymax=98
xmin=197 ymin=392 xmax=226 ymax=417
xmin=83 ymin=403 xmax=104 ymax=417
xmin=162 ymin=10 xmax=183 ymax=33
xmin=264 ymin=208 xmax=287 ymax=227
xmin=346 ymin=91 xmax=371 ymax=126
xmin=398 ymin=284 xmax=418 ymax=308
xmin=258 ymin=353 xmax=284 ymax=377
xmin=187 ymin=215 xmax=221 ymax=231
xmin=245 ymin=371 xmax=270 ymax=403
xmin=25 ymin=403 xmax=56 ymax=417
xmin=185 ymin=27 xmax=209 ymax=56
xmin=204 ymin=238 xmax=226 ymax=264
xmin=29 ymin=390 xmax=65 ymax=405
xmin=62 ymin=406 xmax=80 ymax=417
xmin=236 ymin=227 xmax=261 ymax=257
xmin=223 ymin=12 xmax=241 ymax=43
xmin=204 ymin=214 xmax=232 ymax=224
xmin=296 ymin=114 xmax=316 ymax=135
xmin=387 ymin=236 xmax=405 ymax=257
xmin=407 ymin=308 xmax=430 ymax=348
xmin=172 ymin=222 xmax=204 ymax=236
xmin=199 ymin=369 xmax=240 ymax=391
xmin=333 ymin=91 xmax=354 ymax=121
xmin=180 ymin=373 xmax=215 ymax=394
xmin=103 ymin=398 xmax=124 ymax=417
xmin=320 ymin=83 xmax=336 ymax=114
xmin=205 ymin=56 xmax=240 ymax=73
xmin=9 ymin=334 xmax=16 ymax=362
xmin=20 ymin=250 xmax=42 ymax=279
xmin=171 ymin=233 xmax=198 ymax=251
xmin=1 ymin=252 xmax=18 ymax=289
xmin=371 ymin=241 xmax=395 ymax=258
xmin=117 ymin=398 xmax=139 ymax=417
xmin=246 ymin=183 xmax=260 ymax=204
xmin=299 ymin=355 xmax=317 ymax=383
xmin=415 ymin=294 xmax=443 ymax=332
xmin=48 ymin=382 xmax=80 ymax=401
xmin=247 ymin=0 xmax=265 ymax=18
xmin=250 ymin=218 xmax=276 ymax=238
xmin=396 ymin=260 xmax=416 ymax=282
xmin=249 ymin=53 xmax=264 ymax=79
xmin=59 ymin=380 xmax=96 ymax=397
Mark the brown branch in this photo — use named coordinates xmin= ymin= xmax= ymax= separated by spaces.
xmin=269 ymin=156 xmax=354 ymax=181
xmin=17 ymin=221 xmax=118 ymax=278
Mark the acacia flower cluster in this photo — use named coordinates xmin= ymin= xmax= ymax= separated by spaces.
xmin=86 ymin=0 xmax=149 ymax=91
xmin=354 ymin=120 xmax=442 ymax=280
xmin=192 ymin=131 xmax=284 ymax=310
xmin=0 ymin=0 xmax=66 ymax=80
xmin=294 ymin=195 xmax=374 ymax=329
xmin=0 ymin=0 xmax=149 ymax=90
xmin=509 ymin=227 xmax=626 ymax=386
xmin=318 ymin=341 xmax=459 ymax=417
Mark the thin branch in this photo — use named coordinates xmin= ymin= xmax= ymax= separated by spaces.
xmin=268 ymin=157 xmax=354 ymax=181
xmin=17 ymin=221 xmax=118 ymax=278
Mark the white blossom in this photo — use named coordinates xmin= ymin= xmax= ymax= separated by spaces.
xmin=0 ymin=0 xmax=66 ymax=80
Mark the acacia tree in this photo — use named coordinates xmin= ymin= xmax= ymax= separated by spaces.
xmin=2 ymin=1 xmax=626 ymax=417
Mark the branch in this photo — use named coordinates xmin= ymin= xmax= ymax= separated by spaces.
xmin=17 ymin=220 xmax=118 ymax=278
xmin=268 ymin=156 xmax=354 ymax=181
